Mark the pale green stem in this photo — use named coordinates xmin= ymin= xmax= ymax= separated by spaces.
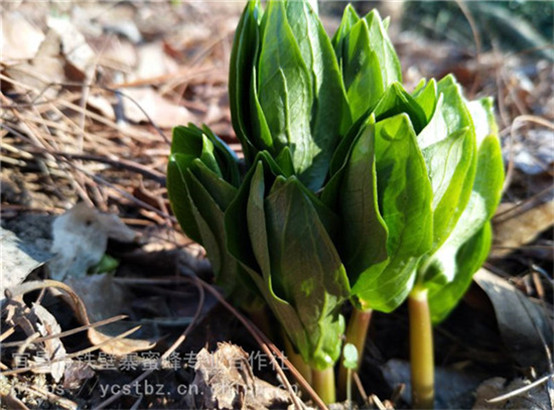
xmin=312 ymin=366 xmax=336 ymax=404
xmin=346 ymin=368 xmax=353 ymax=409
xmin=338 ymin=307 xmax=373 ymax=400
xmin=409 ymin=287 xmax=435 ymax=409
xmin=282 ymin=331 xmax=312 ymax=385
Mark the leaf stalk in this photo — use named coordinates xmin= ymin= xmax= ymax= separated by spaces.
xmin=312 ymin=366 xmax=336 ymax=404
xmin=409 ymin=286 xmax=435 ymax=409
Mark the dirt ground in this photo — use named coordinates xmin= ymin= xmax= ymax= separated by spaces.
xmin=1 ymin=1 xmax=552 ymax=409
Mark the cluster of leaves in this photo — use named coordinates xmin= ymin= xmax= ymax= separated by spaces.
xmin=167 ymin=0 xmax=504 ymax=372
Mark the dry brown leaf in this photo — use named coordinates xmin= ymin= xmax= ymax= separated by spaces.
xmin=86 ymin=94 xmax=116 ymax=120
xmin=96 ymin=37 xmax=138 ymax=71
xmin=48 ymin=203 xmax=138 ymax=281
xmin=0 ymin=227 xmax=50 ymax=302
xmin=474 ymin=269 xmax=552 ymax=372
xmin=47 ymin=16 xmax=96 ymax=79
xmin=4 ymin=30 xmax=66 ymax=99
xmin=121 ymin=87 xmax=192 ymax=128
xmin=185 ymin=342 xmax=293 ymax=410
xmin=132 ymin=42 xmax=178 ymax=81
xmin=5 ymin=280 xmax=155 ymax=356
xmin=63 ymin=361 xmax=95 ymax=390
xmin=30 ymin=303 xmax=67 ymax=382
xmin=1 ymin=12 xmax=45 ymax=61
xmin=492 ymin=201 xmax=554 ymax=258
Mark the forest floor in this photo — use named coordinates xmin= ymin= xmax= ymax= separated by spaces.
xmin=1 ymin=1 xmax=553 ymax=409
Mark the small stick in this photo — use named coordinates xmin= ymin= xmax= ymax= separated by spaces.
xmin=486 ymin=374 xmax=553 ymax=403
xmin=1 ymin=326 xmax=142 ymax=376
xmin=2 ymin=315 xmax=128 ymax=348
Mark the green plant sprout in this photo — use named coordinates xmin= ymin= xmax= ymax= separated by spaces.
xmin=167 ymin=0 xmax=504 ymax=405
xmin=342 ymin=343 xmax=358 ymax=408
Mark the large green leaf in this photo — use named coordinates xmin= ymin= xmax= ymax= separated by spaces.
xmin=364 ymin=10 xmax=401 ymax=88
xmin=417 ymin=76 xmax=477 ymax=251
xmin=265 ymin=176 xmax=349 ymax=369
xmin=427 ymin=222 xmax=492 ymax=323
xmin=185 ymin=170 xmax=237 ymax=293
xmin=226 ymin=152 xmax=284 ymax=274
xmin=322 ymin=116 xmax=388 ymax=289
xmin=352 ymin=114 xmax=434 ymax=312
xmin=168 ymin=154 xmax=255 ymax=302
xmin=423 ymin=98 xmax=505 ymax=320
xmin=341 ymin=18 xmax=382 ymax=122
xmin=284 ymin=0 xmax=351 ymax=188
xmin=225 ymin=153 xmax=349 ymax=369
xmin=229 ymin=0 xmax=262 ymax=163
xmin=257 ymin=2 xmax=314 ymax=182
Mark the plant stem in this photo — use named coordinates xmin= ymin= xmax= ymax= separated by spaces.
xmin=409 ymin=287 xmax=434 ymax=409
xmin=346 ymin=368 xmax=353 ymax=409
xmin=312 ymin=366 xmax=336 ymax=404
xmin=338 ymin=307 xmax=373 ymax=399
xmin=282 ymin=333 xmax=312 ymax=385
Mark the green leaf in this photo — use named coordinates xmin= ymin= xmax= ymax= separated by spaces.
xmin=342 ymin=343 xmax=359 ymax=370
xmin=168 ymin=157 xmax=246 ymax=299
xmin=352 ymin=114 xmax=434 ymax=312
xmin=427 ymin=222 xmax=492 ymax=323
xmin=331 ymin=4 xmax=360 ymax=54
xmin=229 ymin=0 xmax=263 ymax=163
xmin=171 ymin=124 xmax=241 ymax=182
xmin=341 ymin=18 xmax=382 ymax=122
xmin=416 ymin=77 xmax=477 ymax=251
xmin=185 ymin=170 xmax=228 ymax=278
xmin=226 ymin=154 xmax=280 ymax=274
xmin=167 ymin=154 xmax=201 ymax=243
xmin=189 ymin=160 xmax=237 ymax=210
xmin=412 ymin=78 xmax=437 ymax=121
xmin=421 ymin=127 xmax=475 ymax=250
xmin=274 ymin=146 xmax=295 ymax=177
xmin=200 ymin=125 xmax=241 ymax=187
xmin=284 ymin=0 xmax=352 ymax=187
xmin=364 ymin=9 xmax=402 ymax=96
xmin=257 ymin=2 xmax=314 ymax=181
xmin=265 ymin=177 xmax=349 ymax=369
xmin=373 ymin=83 xmax=427 ymax=133
xmin=327 ymin=113 xmax=373 ymax=178
xmin=250 ymin=65 xmax=274 ymax=152
xmin=334 ymin=9 xmax=402 ymax=122
xmin=423 ymin=98 xmax=504 ymax=320
xmin=255 ymin=0 xmax=349 ymax=191
xmin=226 ymin=153 xmax=349 ymax=369
xmin=323 ymin=116 xmax=388 ymax=286
xmin=227 ymin=156 xmax=309 ymax=349
xmin=168 ymin=124 xmax=241 ymax=243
